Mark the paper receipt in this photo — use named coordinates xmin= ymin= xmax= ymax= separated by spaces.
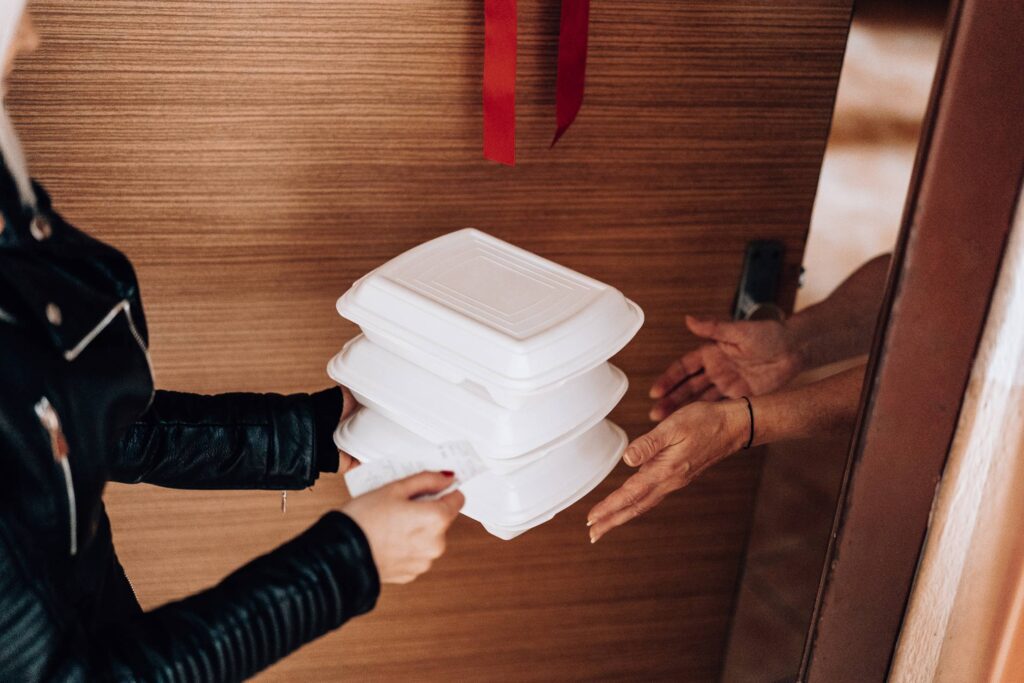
xmin=344 ymin=441 xmax=487 ymax=500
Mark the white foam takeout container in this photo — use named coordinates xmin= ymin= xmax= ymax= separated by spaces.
xmin=336 ymin=228 xmax=644 ymax=408
xmin=334 ymin=408 xmax=626 ymax=540
xmin=328 ymin=335 xmax=628 ymax=470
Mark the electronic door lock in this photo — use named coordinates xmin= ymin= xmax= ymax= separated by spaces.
xmin=731 ymin=240 xmax=786 ymax=321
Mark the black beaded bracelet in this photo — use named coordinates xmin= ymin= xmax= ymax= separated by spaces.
xmin=741 ymin=396 xmax=754 ymax=450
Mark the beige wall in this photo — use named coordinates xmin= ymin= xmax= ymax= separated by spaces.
xmin=892 ymin=183 xmax=1024 ymax=683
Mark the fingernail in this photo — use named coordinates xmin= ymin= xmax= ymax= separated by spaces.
xmin=648 ymin=409 xmax=661 ymax=422
xmin=441 ymin=470 xmax=455 ymax=477
xmin=623 ymin=453 xmax=637 ymax=466
xmin=586 ymin=519 xmax=595 ymax=527
xmin=590 ymin=532 xmax=598 ymax=544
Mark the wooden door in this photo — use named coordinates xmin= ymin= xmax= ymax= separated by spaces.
xmin=8 ymin=2 xmax=851 ymax=679
xmin=802 ymin=0 xmax=1024 ymax=678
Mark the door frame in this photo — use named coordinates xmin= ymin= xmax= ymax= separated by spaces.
xmin=798 ymin=0 xmax=1024 ymax=679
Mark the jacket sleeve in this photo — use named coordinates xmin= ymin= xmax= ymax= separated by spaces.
xmin=0 ymin=511 xmax=379 ymax=682
xmin=111 ymin=387 xmax=344 ymax=490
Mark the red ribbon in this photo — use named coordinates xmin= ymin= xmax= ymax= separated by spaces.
xmin=482 ymin=0 xmax=589 ymax=165
xmin=553 ymin=0 xmax=590 ymax=146
xmin=483 ymin=0 xmax=517 ymax=166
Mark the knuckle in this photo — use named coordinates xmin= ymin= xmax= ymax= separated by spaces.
xmin=621 ymin=490 xmax=641 ymax=508
xmin=631 ymin=492 xmax=665 ymax=518
xmin=621 ymin=483 xmax=651 ymax=509
xmin=635 ymin=494 xmax=659 ymax=515
xmin=634 ymin=434 xmax=660 ymax=460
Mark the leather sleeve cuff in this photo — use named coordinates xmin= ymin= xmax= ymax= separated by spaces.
xmin=310 ymin=387 xmax=343 ymax=474
xmin=317 ymin=511 xmax=381 ymax=619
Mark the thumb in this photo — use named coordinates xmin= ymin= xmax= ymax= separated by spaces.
xmin=623 ymin=426 xmax=669 ymax=467
xmin=685 ymin=315 xmax=742 ymax=344
xmin=434 ymin=489 xmax=466 ymax=521
xmin=393 ymin=471 xmax=456 ymax=499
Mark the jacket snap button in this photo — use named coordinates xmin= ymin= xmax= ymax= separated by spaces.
xmin=30 ymin=215 xmax=53 ymax=241
xmin=46 ymin=303 xmax=63 ymax=326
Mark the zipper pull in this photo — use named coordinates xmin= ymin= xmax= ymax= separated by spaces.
xmin=34 ymin=397 xmax=77 ymax=556
xmin=35 ymin=397 xmax=69 ymax=462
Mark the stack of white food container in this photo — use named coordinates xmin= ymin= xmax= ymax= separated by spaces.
xmin=328 ymin=228 xmax=643 ymax=539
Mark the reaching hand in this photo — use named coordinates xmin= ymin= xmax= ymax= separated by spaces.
xmin=587 ymin=400 xmax=748 ymax=543
xmin=648 ymin=315 xmax=804 ymax=421
xmin=342 ymin=471 xmax=464 ymax=584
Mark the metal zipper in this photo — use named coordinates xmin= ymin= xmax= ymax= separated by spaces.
xmin=34 ymin=397 xmax=77 ymax=556
xmin=35 ymin=301 xmax=154 ymax=559
xmin=64 ymin=300 xmax=128 ymax=362
xmin=63 ymin=299 xmax=156 ymax=410
xmin=123 ymin=302 xmax=156 ymax=410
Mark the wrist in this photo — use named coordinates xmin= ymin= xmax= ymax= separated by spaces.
xmin=310 ymin=387 xmax=344 ymax=474
xmin=719 ymin=399 xmax=753 ymax=453
xmin=783 ymin=310 xmax=816 ymax=372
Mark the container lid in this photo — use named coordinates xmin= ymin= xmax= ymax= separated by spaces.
xmin=334 ymin=409 xmax=625 ymax=535
xmin=328 ymin=335 xmax=627 ymax=464
xmin=337 ymin=228 xmax=644 ymax=395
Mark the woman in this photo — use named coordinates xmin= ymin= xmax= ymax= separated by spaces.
xmin=0 ymin=4 xmax=463 ymax=680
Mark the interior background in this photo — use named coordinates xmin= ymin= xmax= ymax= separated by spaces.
xmin=8 ymin=2 xmax=851 ymax=679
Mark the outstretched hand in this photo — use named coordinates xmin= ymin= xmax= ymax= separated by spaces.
xmin=587 ymin=400 xmax=748 ymax=543
xmin=648 ymin=315 xmax=804 ymax=421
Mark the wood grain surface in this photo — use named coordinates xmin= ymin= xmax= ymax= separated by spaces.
xmin=7 ymin=1 xmax=850 ymax=680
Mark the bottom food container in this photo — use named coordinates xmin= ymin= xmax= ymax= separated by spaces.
xmin=327 ymin=335 xmax=627 ymax=469
xmin=334 ymin=409 xmax=626 ymax=539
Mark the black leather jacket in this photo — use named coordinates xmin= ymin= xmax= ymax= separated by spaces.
xmin=0 ymin=167 xmax=379 ymax=681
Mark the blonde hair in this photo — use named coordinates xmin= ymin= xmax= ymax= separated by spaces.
xmin=1 ymin=0 xmax=36 ymax=208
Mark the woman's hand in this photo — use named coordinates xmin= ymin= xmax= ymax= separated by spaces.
xmin=648 ymin=315 xmax=804 ymax=421
xmin=342 ymin=471 xmax=464 ymax=584
xmin=338 ymin=386 xmax=360 ymax=474
xmin=587 ymin=400 xmax=749 ymax=543
xmin=340 ymin=386 xmax=357 ymax=422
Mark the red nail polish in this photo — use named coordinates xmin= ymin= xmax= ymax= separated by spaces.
xmin=441 ymin=470 xmax=455 ymax=477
